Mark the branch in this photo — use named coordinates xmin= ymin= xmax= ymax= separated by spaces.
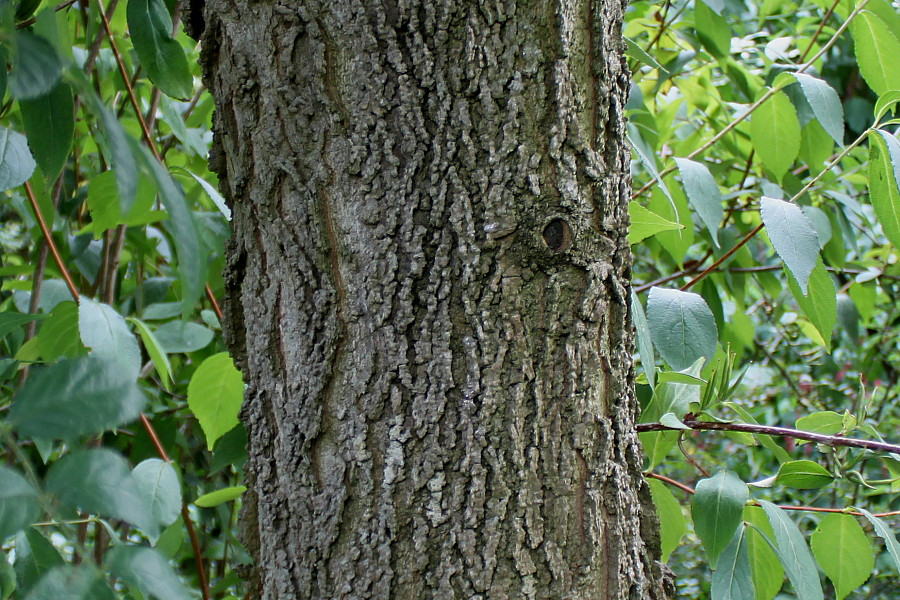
xmin=636 ymin=418 xmax=900 ymax=455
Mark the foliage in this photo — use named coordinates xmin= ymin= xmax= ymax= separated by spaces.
xmin=0 ymin=1 xmax=895 ymax=600
xmin=626 ymin=0 xmax=900 ymax=597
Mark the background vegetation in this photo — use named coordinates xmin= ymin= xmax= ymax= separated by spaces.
xmin=0 ymin=0 xmax=897 ymax=598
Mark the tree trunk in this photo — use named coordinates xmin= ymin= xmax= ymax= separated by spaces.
xmin=195 ymin=1 xmax=671 ymax=598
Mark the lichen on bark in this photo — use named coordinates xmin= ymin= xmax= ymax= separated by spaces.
xmin=195 ymin=1 xmax=671 ymax=598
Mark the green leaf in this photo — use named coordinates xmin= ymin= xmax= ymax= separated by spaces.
xmin=0 ymin=312 xmax=45 ymax=342
xmin=0 ymin=467 xmax=39 ymax=541
xmin=874 ymin=90 xmax=900 ymax=123
xmin=673 ymin=157 xmax=723 ymax=247
xmin=774 ymin=460 xmax=833 ymax=489
xmin=723 ymin=402 xmax=791 ymax=464
xmin=19 ymin=82 xmax=73 ymax=181
xmin=14 ymin=529 xmax=63 ymax=595
xmin=186 ymin=170 xmax=230 ymax=220
xmin=858 ymin=508 xmax=900 ymax=575
xmin=712 ymin=526 xmax=755 ymax=600
xmin=69 ymin=74 xmax=138 ymax=214
xmin=851 ymin=11 xmax=900 ymax=97
xmin=789 ymin=74 xmax=844 ymax=146
xmin=153 ymin=321 xmax=214 ymax=354
xmin=129 ymin=318 xmax=172 ymax=389
xmin=646 ymin=287 xmax=718 ymax=371
xmin=78 ymin=298 xmax=141 ymax=378
xmin=787 ymin=259 xmax=836 ymax=350
xmin=627 ymin=202 xmax=682 ymax=245
xmin=36 ymin=301 xmax=86 ymax=362
xmin=10 ymin=353 xmax=145 ymax=439
xmin=624 ymin=38 xmax=670 ymax=75
xmin=105 ymin=546 xmax=192 ymax=600
xmin=0 ymin=126 xmax=36 ymax=192
xmin=0 ymin=558 xmax=15 ymax=600
xmin=86 ymin=171 xmax=158 ymax=237
xmin=868 ymin=129 xmax=900 ymax=248
xmin=647 ymin=479 xmax=685 ymax=562
xmin=134 ymin=144 xmax=206 ymax=318
xmin=127 ymin=0 xmax=193 ymax=99
xmin=188 ymin=352 xmax=244 ymax=451
xmin=692 ymin=471 xmax=748 ymax=569
xmin=194 ymin=485 xmax=247 ymax=508
xmin=794 ymin=411 xmax=845 ymax=437
xmin=744 ymin=506 xmax=784 ymax=600
xmin=631 ymin=290 xmax=655 ymax=388
xmin=22 ymin=566 xmax=115 ymax=600
xmin=132 ymin=459 xmax=181 ymax=544
xmin=810 ymin=514 xmax=872 ymax=599
xmin=9 ymin=31 xmax=61 ymax=100
xmin=694 ymin=0 xmax=730 ymax=58
xmin=751 ymin=90 xmax=801 ymax=181
xmin=760 ymin=197 xmax=819 ymax=294
xmin=45 ymin=449 xmax=153 ymax=536
xmin=759 ymin=501 xmax=824 ymax=600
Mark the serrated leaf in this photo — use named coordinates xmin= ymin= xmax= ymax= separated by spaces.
xmin=751 ymin=90 xmax=801 ymax=181
xmin=0 ymin=467 xmax=39 ymax=541
xmin=631 ymin=290 xmax=655 ymax=388
xmin=787 ymin=259 xmax=836 ymax=350
xmin=744 ymin=506 xmax=784 ymax=600
xmin=875 ymin=90 xmax=900 ymax=123
xmin=194 ymin=485 xmax=247 ymax=508
xmin=78 ymin=298 xmax=141 ymax=378
xmin=868 ymin=130 xmax=900 ymax=248
xmin=790 ymin=74 xmax=844 ymax=146
xmin=647 ymin=287 xmax=718 ymax=371
xmin=129 ymin=318 xmax=172 ymax=389
xmin=759 ymin=501 xmax=824 ymax=600
xmin=761 ymin=197 xmax=819 ymax=293
xmin=712 ymin=526 xmax=755 ymax=600
xmin=46 ymin=449 xmax=153 ymax=536
xmin=132 ymin=459 xmax=181 ymax=544
xmin=673 ymin=157 xmax=723 ymax=247
xmin=10 ymin=353 xmax=146 ymax=439
xmin=105 ymin=546 xmax=192 ymax=600
xmin=19 ymin=82 xmax=73 ymax=181
xmin=627 ymin=202 xmax=682 ymax=245
xmin=0 ymin=126 xmax=36 ymax=192
xmin=647 ymin=479 xmax=685 ymax=562
xmin=22 ymin=566 xmax=115 ymax=600
xmin=858 ymin=508 xmax=900 ymax=575
xmin=692 ymin=471 xmax=748 ymax=569
xmin=810 ymin=514 xmax=872 ymax=599
xmin=188 ymin=353 xmax=244 ymax=451
xmin=9 ymin=31 xmax=61 ymax=100
xmin=851 ymin=11 xmax=900 ymax=97
xmin=127 ymin=0 xmax=194 ymax=99
xmin=775 ymin=460 xmax=833 ymax=489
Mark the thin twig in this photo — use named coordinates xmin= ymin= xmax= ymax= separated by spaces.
xmin=637 ymin=418 xmax=900 ymax=454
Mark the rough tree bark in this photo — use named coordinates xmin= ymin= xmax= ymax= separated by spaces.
xmin=192 ymin=1 xmax=671 ymax=598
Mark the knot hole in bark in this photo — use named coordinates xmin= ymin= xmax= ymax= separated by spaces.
xmin=542 ymin=218 xmax=572 ymax=253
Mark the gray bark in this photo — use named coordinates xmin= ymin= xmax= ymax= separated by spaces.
xmin=196 ymin=1 xmax=672 ymax=598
